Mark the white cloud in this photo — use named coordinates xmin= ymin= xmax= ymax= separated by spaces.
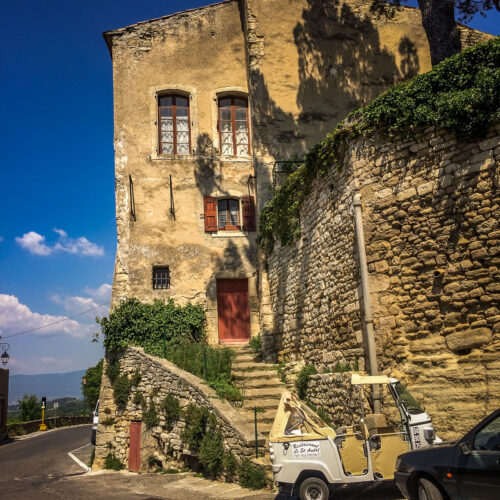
xmin=15 ymin=229 xmax=104 ymax=257
xmin=0 ymin=294 xmax=94 ymax=339
xmin=15 ymin=231 xmax=52 ymax=255
xmin=85 ymin=283 xmax=112 ymax=302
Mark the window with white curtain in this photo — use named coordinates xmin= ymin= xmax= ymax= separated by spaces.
xmin=158 ymin=94 xmax=190 ymax=155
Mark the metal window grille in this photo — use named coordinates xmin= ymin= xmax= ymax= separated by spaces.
xmin=152 ymin=267 xmax=170 ymax=290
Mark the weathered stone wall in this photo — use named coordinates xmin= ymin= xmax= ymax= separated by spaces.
xmin=94 ymin=347 xmax=261 ymax=472
xmin=266 ymin=125 xmax=500 ymax=440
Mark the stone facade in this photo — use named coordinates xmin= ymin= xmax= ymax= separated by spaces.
xmin=103 ymin=0 xmax=490 ymax=344
xmin=94 ymin=347 xmax=262 ymax=471
xmin=265 ymin=125 xmax=500 ymax=440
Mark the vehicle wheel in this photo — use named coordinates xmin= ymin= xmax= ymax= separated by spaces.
xmin=417 ymin=478 xmax=443 ymax=500
xmin=299 ymin=477 xmax=329 ymax=500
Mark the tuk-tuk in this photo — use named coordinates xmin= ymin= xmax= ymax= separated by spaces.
xmin=268 ymin=374 xmax=439 ymax=499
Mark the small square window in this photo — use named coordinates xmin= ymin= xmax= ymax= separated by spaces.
xmin=152 ymin=266 xmax=170 ymax=289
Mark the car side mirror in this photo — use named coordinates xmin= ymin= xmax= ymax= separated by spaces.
xmin=458 ymin=442 xmax=471 ymax=455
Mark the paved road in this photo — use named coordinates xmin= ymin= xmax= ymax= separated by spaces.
xmin=0 ymin=425 xmax=92 ymax=499
xmin=0 ymin=425 xmax=403 ymax=499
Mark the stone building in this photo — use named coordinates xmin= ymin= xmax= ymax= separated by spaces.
xmin=104 ymin=0 xmax=489 ymax=345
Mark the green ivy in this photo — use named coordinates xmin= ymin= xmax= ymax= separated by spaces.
xmin=105 ymin=360 xmax=121 ymax=383
xmin=182 ymin=404 xmax=211 ymax=452
xmin=238 ymin=459 xmax=267 ymax=490
xmin=207 ymin=374 xmax=243 ymax=402
xmin=248 ymin=334 xmax=262 ymax=355
xmin=161 ymin=393 xmax=181 ymax=431
xmin=130 ymin=370 xmax=141 ymax=387
xmin=113 ymin=374 xmax=131 ymax=410
xmin=143 ymin=402 xmax=159 ymax=429
xmin=295 ymin=364 xmax=317 ymax=400
xmin=104 ymin=453 xmax=125 ymax=471
xmin=259 ymin=39 xmax=500 ymax=251
xmin=222 ymin=451 xmax=238 ymax=481
xmin=199 ymin=432 xmax=224 ymax=477
xmin=97 ymin=298 xmax=206 ymax=354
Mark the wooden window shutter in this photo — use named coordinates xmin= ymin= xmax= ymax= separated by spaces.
xmin=204 ymin=196 xmax=217 ymax=232
xmin=241 ymin=196 xmax=256 ymax=232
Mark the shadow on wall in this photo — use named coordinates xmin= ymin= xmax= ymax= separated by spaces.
xmin=250 ymin=0 xmax=420 ymax=158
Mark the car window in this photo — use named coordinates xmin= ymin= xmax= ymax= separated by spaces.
xmin=473 ymin=415 xmax=500 ymax=451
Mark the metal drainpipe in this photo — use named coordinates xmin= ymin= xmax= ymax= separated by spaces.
xmin=353 ymin=192 xmax=381 ymax=414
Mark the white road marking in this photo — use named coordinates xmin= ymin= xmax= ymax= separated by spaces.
xmin=67 ymin=451 xmax=91 ymax=472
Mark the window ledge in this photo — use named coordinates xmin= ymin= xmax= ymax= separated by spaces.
xmin=211 ymin=230 xmax=249 ymax=238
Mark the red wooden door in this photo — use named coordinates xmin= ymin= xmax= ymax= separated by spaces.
xmin=217 ymin=279 xmax=250 ymax=343
xmin=128 ymin=421 xmax=141 ymax=472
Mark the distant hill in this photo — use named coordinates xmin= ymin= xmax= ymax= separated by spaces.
xmin=8 ymin=397 xmax=88 ymax=421
xmin=8 ymin=370 xmax=85 ymax=405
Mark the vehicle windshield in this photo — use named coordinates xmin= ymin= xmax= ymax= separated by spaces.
xmin=394 ymin=382 xmax=425 ymax=415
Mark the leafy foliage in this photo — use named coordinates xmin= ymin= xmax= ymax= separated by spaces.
xmin=112 ymin=374 xmax=131 ymax=410
xmin=238 ymin=459 xmax=267 ymax=490
xmin=143 ymin=402 xmax=159 ymax=429
xmin=199 ymin=432 xmax=224 ymax=477
xmin=105 ymin=360 xmax=121 ymax=383
xmin=295 ymin=365 xmax=317 ymax=400
xmin=182 ymin=404 xmax=211 ymax=452
xmin=207 ymin=374 xmax=243 ymax=402
xmin=82 ymin=359 xmax=103 ymax=411
xmin=259 ymin=39 xmax=500 ymax=251
xmin=97 ymin=298 xmax=206 ymax=353
xmin=130 ymin=369 xmax=141 ymax=387
xmin=133 ymin=390 xmax=145 ymax=406
xmin=161 ymin=393 xmax=181 ymax=431
xmin=222 ymin=451 xmax=238 ymax=481
xmin=248 ymin=334 xmax=262 ymax=355
xmin=104 ymin=453 xmax=125 ymax=471
xmin=18 ymin=394 xmax=41 ymax=422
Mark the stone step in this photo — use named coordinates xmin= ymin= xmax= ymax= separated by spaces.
xmin=232 ymin=369 xmax=277 ymax=380
xmin=233 ymin=353 xmax=258 ymax=363
xmin=243 ymin=387 xmax=283 ymax=399
xmin=238 ymin=379 xmax=283 ymax=390
xmin=243 ymin=398 xmax=280 ymax=410
xmin=232 ymin=361 xmax=277 ymax=371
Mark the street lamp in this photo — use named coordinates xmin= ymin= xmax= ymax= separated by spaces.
xmin=0 ymin=341 xmax=10 ymax=366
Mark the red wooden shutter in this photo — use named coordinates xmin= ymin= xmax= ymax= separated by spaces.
xmin=204 ymin=196 xmax=217 ymax=232
xmin=241 ymin=196 xmax=256 ymax=232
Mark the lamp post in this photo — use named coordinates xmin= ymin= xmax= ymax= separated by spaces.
xmin=0 ymin=339 xmax=10 ymax=366
xmin=82 ymin=377 xmax=86 ymax=417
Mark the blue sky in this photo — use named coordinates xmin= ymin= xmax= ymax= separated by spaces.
xmin=0 ymin=1 xmax=498 ymax=376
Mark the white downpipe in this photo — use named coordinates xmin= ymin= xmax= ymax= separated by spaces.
xmin=353 ymin=193 xmax=381 ymax=414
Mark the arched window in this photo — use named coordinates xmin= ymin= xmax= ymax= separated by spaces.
xmin=158 ymin=94 xmax=190 ymax=155
xmin=218 ymin=96 xmax=249 ymax=157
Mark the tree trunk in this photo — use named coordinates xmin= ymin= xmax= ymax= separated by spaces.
xmin=417 ymin=0 xmax=461 ymax=65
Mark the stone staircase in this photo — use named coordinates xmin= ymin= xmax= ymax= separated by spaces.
xmin=231 ymin=344 xmax=285 ymax=439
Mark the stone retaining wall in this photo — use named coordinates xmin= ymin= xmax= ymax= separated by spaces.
xmin=265 ymin=124 xmax=500 ymax=440
xmin=94 ymin=347 xmax=262 ymax=472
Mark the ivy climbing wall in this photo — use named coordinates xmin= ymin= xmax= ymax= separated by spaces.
xmin=264 ymin=124 xmax=500 ymax=440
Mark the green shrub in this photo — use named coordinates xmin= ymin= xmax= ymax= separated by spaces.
xmin=143 ymin=402 xmax=159 ymax=429
xmin=97 ymin=298 xmax=206 ymax=353
xmin=88 ymin=448 xmax=95 ymax=468
xmin=199 ymin=432 xmax=224 ymax=477
xmin=133 ymin=391 xmax=145 ymax=406
xmin=130 ymin=370 xmax=141 ymax=387
xmin=161 ymin=393 xmax=181 ymax=431
xmin=258 ymin=38 xmax=500 ymax=252
xmin=248 ymin=334 xmax=262 ymax=355
xmin=239 ymin=459 xmax=267 ymax=490
xmin=295 ymin=365 xmax=317 ymax=399
xmin=222 ymin=451 xmax=238 ymax=481
xmin=106 ymin=360 xmax=121 ymax=383
xmin=208 ymin=374 xmax=243 ymax=402
xmin=101 ymin=417 xmax=115 ymax=426
xmin=182 ymin=404 xmax=210 ymax=452
xmin=113 ymin=374 xmax=131 ymax=410
xmin=104 ymin=453 xmax=125 ymax=470
xmin=333 ymin=361 xmax=351 ymax=373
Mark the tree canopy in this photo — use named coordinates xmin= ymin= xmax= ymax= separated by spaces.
xmin=82 ymin=359 xmax=103 ymax=411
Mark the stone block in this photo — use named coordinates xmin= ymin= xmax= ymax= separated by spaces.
xmin=445 ymin=328 xmax=492 ymax=353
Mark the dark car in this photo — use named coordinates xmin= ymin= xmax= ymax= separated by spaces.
xmin=395 ymin=409 xmax=500 ymax=500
